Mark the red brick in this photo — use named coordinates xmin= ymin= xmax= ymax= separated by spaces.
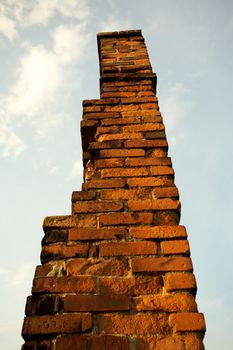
xmin=99 ymin=212 xmax=153 ymax=226
xmin=72 ymin=200 xmax=123 ymax=213
xmin=97 ymin=314 xmax=169 ymax=335
xmin=34 ymin=264 xmax=53 ymax=278
xmin=132 ymin=257 xmax=193 ymax=273
xmin=100 ymin=149 xmax=145 ymax=158
xmin=161 ymin=240 xmax=190 ymax=255
xmin=32 ymin=276 xmax=96 ymax=294
xmin=125 ymin=157 xmax=171 ymax=167
xmin=72 ymin=191 xmax=96 ymax=202
xmin=124 ymin=139 xmax=168 ymax=148
xmin=134 ymin=293 xmax=197 ymax=312
xmin=164 ymin=272 xmax=197 ymax=292
xmin=95 ymin=158 xmax=124 ymax=168
xmin=170 ymin=312 xmax=206 ymax=332
xmin=128 ymin=198 xmax=180 ymax=211
xmin=66 ymin=258 xmax=129 ymax=276
xmin=150 ymin=166 xmax=174 ymax=176
xmin=98 ymin=132 xmax=143 ymax=141
xmin=152 ymin=186 xmax=179 ymax=198
xmin=127 ymin=176 xmax=174 ymax=187
xmin=99 ymin=275 xmax=162 ymax=296
xmin=22 ymin=314 xmax=92 ymax=337
xmin=68 ymin=227 xmax=126 ymax=241
xmin=43 ymin=214 xmax=97 ymax=230
xmin=56 ymin=335 xmax=129 ymax=350
xmin=89 ymin=140 xmax=123 ymax=149
xmin=101 ymin=167 xmax=149 ymax=178
xmin=84 ymin=112 xmax=120 ymax=120
xmin=41 ymin=244 xmax=89 ymax=261
xmin=99 ymin=188 xmax=151 ymax=200
xmin=101 ymin=117 xmax=141 ymax=125
xmin=64 ymin=294 xmax=130 ymax=312
xmin=83 ymin=178 xmax=126 ymax=189
xmin=129 ymin=226 xmax=187 ymax=239
xmin=99 ymin=241 xmax=157 ymax=257
xmin=122 ymin=123 xmax=164 ymax=133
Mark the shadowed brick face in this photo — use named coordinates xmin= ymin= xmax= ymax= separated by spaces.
xmin=21 ymin=30 xmax=206 ymax=350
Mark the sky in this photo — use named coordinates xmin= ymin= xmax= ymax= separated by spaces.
xmin=0 ymin=0 xmax=232 ymax=348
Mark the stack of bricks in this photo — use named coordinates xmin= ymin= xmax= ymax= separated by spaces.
xmin=21 ymin=30 xmax=206 ymax=350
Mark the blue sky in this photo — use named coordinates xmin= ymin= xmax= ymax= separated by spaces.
xmin=0 ymin=0 xmax=232 ymax=348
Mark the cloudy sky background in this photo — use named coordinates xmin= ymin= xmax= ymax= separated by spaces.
xmin=0 ymin=0 xmax=232 ymax=348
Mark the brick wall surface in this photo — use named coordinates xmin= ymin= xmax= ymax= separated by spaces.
xmin=21 ymin=30 xmax=206 ymax=350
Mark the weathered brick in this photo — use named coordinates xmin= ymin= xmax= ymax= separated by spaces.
xmin=124 ymin=139 xmax=168 ymax=148
xmin=64 ymin=294 xmax=130 ymax=312
xmin=170 ymin=312 xmax=206 ymax=332
xmin=101 ymin=167 xmax=149 ymax=178
xmin=132 ymin=257 xmax=193 ymax=273
xmin=99 ymin=241 xmax=157 ymax=257
xmin=99 ymin=188 xmax=151 ymax=200
xmin=156 ymin=210 xmax=180 ymax=225
xmin=72 ymin=191 xmax=96 ymax=202
xmin=84 ymin=111 xmax=120 ymax=120
xmin=68 ymin=227 xmax=126 ymax=241
xmin=128 ymin=198 xmax=180 ymax=211
xmin=42 ymin=229 xmax=68 ymax=245
xmin=95 ymin=158 xmax=124 ymax=168
xmin=150 ymin=165 xmax=174 ymax=176
xmin=164 ymin=272 xmax=197 ymax=292
xmin=72 ymin=200 xmax=123 ymax=213
xmin=99 ymin=212 xmax=153 ymax=226
xmin=127 ymin=176 xmax=174 ymax=187
xmin=34 ymin=264 xmax=53 ymax=278
xmin=25 ymin=295 xmax=59 ymax=316
xmin=22 ymin=314 xmax=92 ymax=338
xmin=134 ymin=293 xmax=197 ymax=312
xmin=32 ymin=276 xmax=96 ymax=294
xmin=101 ymin=117 xmax=141 ymax=125
xmin=89 ymin=140 xmax=123 ymax=149
xmin=161 ymin=240 xmax=190 ymax=255
xmin=22 ymin=340 xmax=53 ymax=350
xmin=95 ymin=125 xmax=119 ymax=136
xmin=152 ymin=186 xmax=179 ymax=198
xmin=56 ymin=335 xmax=129 ymax=350
xmin=66 ymin=258 xmax=129 ymax=276
xmin=125 ymin=157 xmax=171 ymax=167
xmin=43 ymin=214 xmax=97 ymax=230
xmin=100 ymin=149 xmax=145 ymax=158
xmin=83 ymin=178 xmax=126 ymax=189
xmin=135 ymin=335 xmax=187 ymax=350
xmin=41 ymin=244 xmax=89 ymax=262
xmin=97 ymin=314 xmax=169 ymax=335
xmin=122 ymin=123 xmax=164 ymax=133
xmin=129 ymin=226 xmax=187 ymax=239
xmin=98 ymin=132 xmax=143 ymax=141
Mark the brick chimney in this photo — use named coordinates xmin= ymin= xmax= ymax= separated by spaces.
xmin=21 ymin=30 xmax=206 ymax=350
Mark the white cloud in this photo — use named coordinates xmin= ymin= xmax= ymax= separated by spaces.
xmin=0 ymin=4 xmax=18 ymax=40
xmin=0 ymin=263 xmax=34 ymax=288
xmin=99 ymin=13 xmax=132 ymax=33
xmin=0 ymin=23 xmax=88 ymax=157
xmin=69 ymin=159 xmax=83 ymax=179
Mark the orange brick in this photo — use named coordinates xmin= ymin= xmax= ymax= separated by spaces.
xmin=125 ymin=157 xmax=171 ymax=167
xmin=72 ymin=200 xmax=123 ymax=213
xmin=170 ymin=312 xmax=206 ymax=332
xmin=83 ymin=178 xmax=126 ymax=189
xmin=101 ymin=117 xmax=141 ymax=125
xmin=129 ymin=226 xmax=187 ymax=239
xmin=161 ymin=240 xmax=190 ymax=255
xmin=95 ymin=125 xmax=119 ymax=136
xmin=64 ymin=294 xmax=130 ymax=312
xmin=100 ymin=149 xmax=145 ymax=158
xmin=89 ymin=140 xmax=123 ymax=149
xmin=84 ymin=111 xmax=120 ymax=120
xmin=72 ymin=191 xmax=96 ymax=202
xmin=41 ymin=244 xmax=89 ymax=262
xmin=152 ymin=186 xmax=179 ymax=198
xmin=98 ymin=132 xmax=143 ymax=141
xmin=99 ymin=212 xmax=153 ymax=226
xmin=68 ymin=227 xmax=126 ymax=241
xmin=101 ymin=167 xmax=149 ymax=178
xmin=66 ymin=258 xmax=129 ymax=276
xmin=99 ymin=241 xmax=157 ymax=257
xmin=95 ymin=158 xmax=124 ymax=168
xmin=150 ymin=166 xmax=174 ymax=176
xmin=22 ymin=314 xmax=91 ymax=337
xmin=134 ymin=293 xmax=197 ymax=312
xmin=122 ymin=123 xmax=164 ymax=133
xmin=32 ymin=276 xmax=96 ymax=294
xmin=97 ymin=314 xmax=169 ymax=336
xmin=164 ymin=272 xmax=197 ymax=292
xmin=56 ymin=335 xmax=129 ymax=350
xmin=132 ymin=257 xmax=193 ymax=273
xmin=128 ymin=198 xmax=180 ymax=211
xmin=127 ymin=176 xmax=174 ymax=187
xmin=99 ymin=188 xmax=151 ymax=200
xmin=124 ymin=139 xmax=168 ymax=148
